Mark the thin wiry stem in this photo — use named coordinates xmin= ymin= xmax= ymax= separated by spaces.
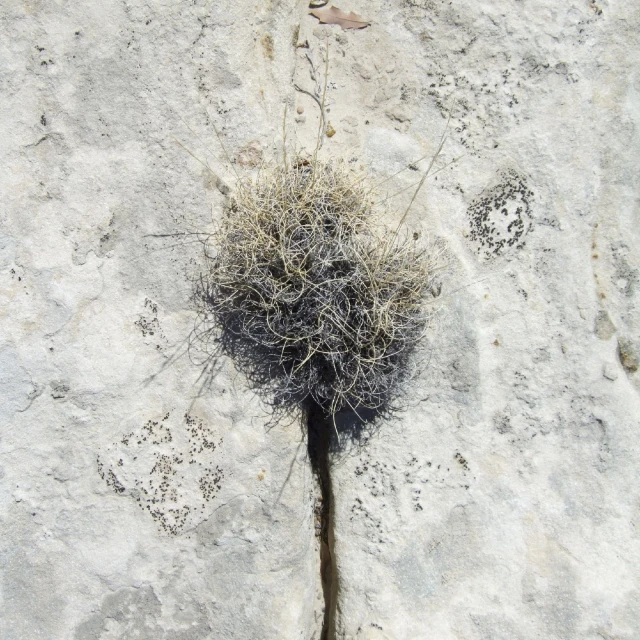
xmin=195 ymin=159 xmax=446 ymax=420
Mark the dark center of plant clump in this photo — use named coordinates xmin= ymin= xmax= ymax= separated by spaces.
xmin=196 ymin=159 xmax=442 ymax=423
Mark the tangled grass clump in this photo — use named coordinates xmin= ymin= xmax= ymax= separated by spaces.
xmin=195 ymin=158 xmax=444 ymax=423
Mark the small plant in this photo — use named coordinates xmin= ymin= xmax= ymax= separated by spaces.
xmin=195 ymin=156 xmax=445 ymax=424
xmin=190 ymin=43 xmax=452 ymax=431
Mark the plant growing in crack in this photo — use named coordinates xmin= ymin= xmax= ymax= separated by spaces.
xmin=193 ymin=45 xmax=450 ymax=436
xmin=187 ymin=44 xmax=454 ymax=639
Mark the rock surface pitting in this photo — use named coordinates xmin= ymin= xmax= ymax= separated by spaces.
xmin=1 ymin=1 xmax=639 ymax=639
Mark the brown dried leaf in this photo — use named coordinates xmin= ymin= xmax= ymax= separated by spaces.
xmin=310 ymin=5 xmax=370 ymax=30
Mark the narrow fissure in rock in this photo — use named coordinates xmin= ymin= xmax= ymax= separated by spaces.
xmin=307 ymin=403 xmax=336 ymax=640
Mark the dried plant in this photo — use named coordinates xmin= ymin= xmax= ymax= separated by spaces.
xmin=194 ymin=157 xmax=445 ymax=423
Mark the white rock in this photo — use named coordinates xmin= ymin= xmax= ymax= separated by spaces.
xmin=1 ymin=1 xmax=639 ymax=639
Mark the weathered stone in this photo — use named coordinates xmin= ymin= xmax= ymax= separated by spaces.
xmin=1 ymin=1 xmax=639 ymax=639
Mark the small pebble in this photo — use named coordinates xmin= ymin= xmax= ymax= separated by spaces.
xmin=297 ymin=105 xmax=304 ymax=114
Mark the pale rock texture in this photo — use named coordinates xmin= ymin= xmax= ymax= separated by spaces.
xmin=1 ymin=0 xmax=639 ymax=639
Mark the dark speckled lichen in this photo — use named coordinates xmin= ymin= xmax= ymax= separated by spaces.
xmin=467 ymin=169 xmax=534 ymax=260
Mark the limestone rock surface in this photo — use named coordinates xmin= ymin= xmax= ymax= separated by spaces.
xmin=1 ymin=1 xmax=639 ymax=639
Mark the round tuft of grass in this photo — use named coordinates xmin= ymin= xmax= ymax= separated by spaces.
xmin=196 ymin=158 xmax=444 ymax=420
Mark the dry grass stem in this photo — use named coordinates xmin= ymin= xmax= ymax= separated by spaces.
xmin=195 ymin=158 xmax=445 ymax=420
